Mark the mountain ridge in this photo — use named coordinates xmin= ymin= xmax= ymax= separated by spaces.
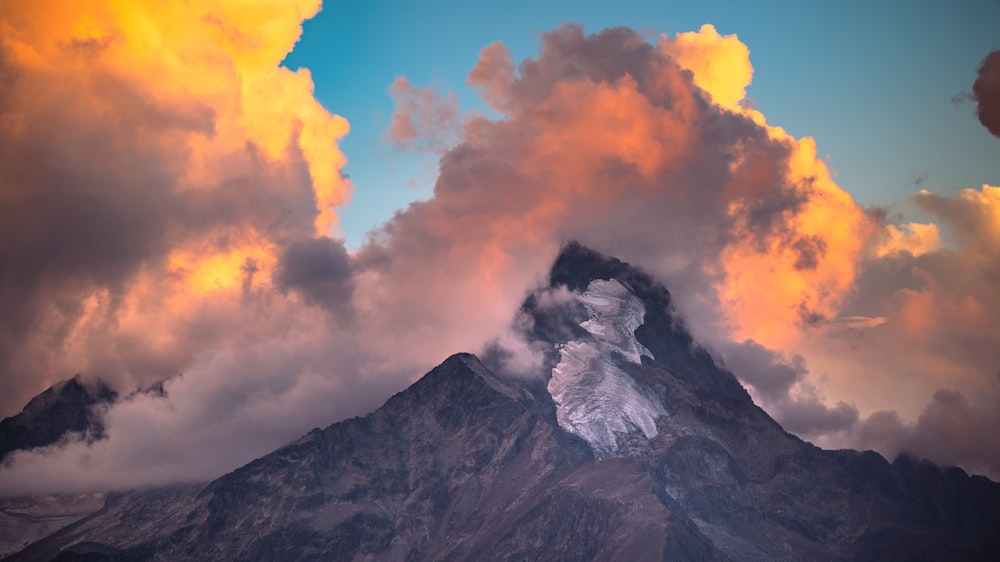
xmin=6 ymin=243 xmax=1000 ymax=560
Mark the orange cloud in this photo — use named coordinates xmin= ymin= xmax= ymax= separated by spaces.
xmin=658 ymin=24 xmax=753 ymax=109
xmin=167 ymin=233 xmax=277 ymax=294
xmin=385 ymin=23 xmax=873 ymax=364
xmin=0 ymin=0 xmax=350 ymax=409
xmin=873 ymin=222 xmax=943 ymax=258
xmin=1 ymin=0 xmax=349 ymax=236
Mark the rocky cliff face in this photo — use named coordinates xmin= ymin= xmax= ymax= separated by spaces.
xmin=8 ymin=244 xmax=1000 ymax=561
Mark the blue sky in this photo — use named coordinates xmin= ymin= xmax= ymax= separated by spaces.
xmin=284 ymin=0 xmax=1000 ymax=247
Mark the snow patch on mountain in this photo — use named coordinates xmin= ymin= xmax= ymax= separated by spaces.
xmin=547 ymin=279 xmax=665 ymax=456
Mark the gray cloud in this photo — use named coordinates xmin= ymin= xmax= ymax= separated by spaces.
xmin=713 ymin=340 xmax=859 ymax=439
xmin=973 ymin=50 xmax=1000 ymax=138
xmin=847 ymin=390 xmax=1000 ymax=481
xmin=274 ymin=236 xmax=353 ymax=310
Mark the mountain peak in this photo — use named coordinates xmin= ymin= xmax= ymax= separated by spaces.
xmin=541 ymin=241 xmax=749 ymax=400
xmin=8 ymin=245 xmax=1000 ymax=561
xmin=0 ymin=376 xmax=117 ymax=462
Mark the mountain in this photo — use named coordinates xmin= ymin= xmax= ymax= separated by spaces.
xmin=7 ymin=243 xmax=1000 ymax=561
xmin=0 ymin=376 xmax=117 ymax=463
xmin=0 ymin=377 xmax=117 ymax=558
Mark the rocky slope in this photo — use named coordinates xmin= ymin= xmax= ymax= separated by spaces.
xmin=7 ymin=243 xmax=1000 ymax=560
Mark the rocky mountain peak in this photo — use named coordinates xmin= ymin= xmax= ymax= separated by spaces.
xmin=6 ymin=244 xmax=1000 ymax=561
xmin=538 ymin=242 xmax=750 ymax=401
xmin=0 ymin=375 xmax=117 ymax=462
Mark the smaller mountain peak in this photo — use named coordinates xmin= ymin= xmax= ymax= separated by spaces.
xmin=383 ymin=353 xmax=526 ymax=413
xmin=0 ymin=375 xmax=118 ymax=461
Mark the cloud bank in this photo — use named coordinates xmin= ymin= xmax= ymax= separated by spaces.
xmin=1 ymin=12 xmax=998 ymax=493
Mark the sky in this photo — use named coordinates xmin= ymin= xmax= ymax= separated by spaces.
xmin=0 ymin=0 xmax=998 ymax=494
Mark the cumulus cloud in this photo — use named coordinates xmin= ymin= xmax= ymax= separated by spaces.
xmin=467 ymin=41 xmax=516 ymax=112
xmin=973 ymin=50 xmax=1000 ymax=137
xmin=657 ymin=23 xmax=753 ymax=109
xmin=345 ymin=23 xmax=875 ymax=404
xmin=1 ymin=13 xmax=998 ymax=493
xmin=0 ymin=0 xmax=352 ymax=411
xmin=0 ymin=0 xmax=380 ymax=492
xmin=773 ymin=184 xmax=1000 ymax=477
xmin=840 ymin=185 xmax=1000 ymax=385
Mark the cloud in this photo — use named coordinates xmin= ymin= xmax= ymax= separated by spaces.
xmin=849 ymin=185 xmax=1000 ymax=375
xmin=467 ymin=41 xmax=516 ymax=112
xmin=775 ymin=184 xmax=1000 ymax=477
xmin=2 ymin=16 xmax=998 ymax=493
xmin=273 ymin=236 xmax=353 ymax=311
xmin=657 ymin=24 xmax=753 ymax=109
xmin=871 ymin=222 xmax=943 ymax=258
xmin=841 ymin=390 xmax=1000 ymax=481
xmin=386 ymin=76 xmax=461 ymax=151
xmin=973 ymin=50 xmax=1000 ymax=138
xmin=0 ymin=20 xmax=879 ymax=491
xmin=0 ymin=0 xmax=375 ymax=492
xmin=347 ymin=23 xmax=874 ymax=401
xmin=0 ymin=0 xmax=353 ymax=408
xmin=714 ymin=340 xmax=859 ymax=439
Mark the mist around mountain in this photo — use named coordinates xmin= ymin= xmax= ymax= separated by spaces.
xmin=0 ymin=377 xmax=117 ymax=557
xmin=4 ymin=243 xmax=1000 ymax=561
xmin=0 ymin=376 xmax=117 ymax=463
